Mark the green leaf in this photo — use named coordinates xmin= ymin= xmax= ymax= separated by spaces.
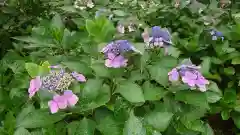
xmin=82 ymin=79 xmax=103 ymax=100
xmin=97 ymin=115 xmax=122 ymax=135
xmin=142 ymin=81 xmax=168 ymax=101
xmin=206 ymin=91 xmax=222 ymax=103
xmin=123 ymin=111 xmax=146 ymax=135
xmin=182 ymin=120 xmax=205 ymax=132
xmin=221 ymin=110 xmax=231 ymax=120
xmin=232 ymin=112 xmax=240 ymax=129
xmin=91 ymin=62 xmax=110 ymax=77
xmin=202 ymin=123 xmax=214 ymax=135
xmin=14 ymin=128 xmax=31 ymax=135
xmin=73 ymin=84 xmax=110 ymax=113
xmin=51 ymin=13 xmax=64 ymax=31
xmin=113 ymin=10 xmax=126 ymax=16
xmin=4 ymin=112 xmax=16 ymax=134
xmin=67 ymin=118 xmax=96 ymax=135
xmin=167 ymin=46 xmax=181 ymax=58
xmin=145 ymin=112 xmax=173 ymax=132
xmin=232 ymin=57 xmax=240 ymax=65
xmin=25 ymin=63 xmax=40 ymax=78
xmin=175 ymin=91 xmax=209 ymax=109
xmin=16 ymin=110 xmax=66 ymax=128
xmin=149 ymin=65 xmax=169 ymax=87
xmin=223 ymin=89 xmax=237 ymax=103
xmin=200 ymin=57 xmax=211 ymax=75
xmin=115 ymin=81 xmax=145 ymax=103
xmin=62 ymin=61 xmax=92 ymax=75
xmin=224 ymin=67 xmax=235 ymax=75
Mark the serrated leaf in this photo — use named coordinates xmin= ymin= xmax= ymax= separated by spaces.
xmin=142 ymin=81 xmax=167 ymax=101
xmin=16 ymin=110 xmax=66 ymax=128
xmin=67 ymin=118 xmax=96 ymax=135
xmin=62 ymin=61 xmax=92 ymax=75
xmin=123 ymin=111 xmax=146 ymax=135
xmin=149 ymin=65 xmax=169 ymax=87
xmin=14 ymin=128 xmax=31 ymax=135
xmin=145 ymin=112 xmax=173 ymax=132
xmin=97 ymin=115 xmax=122 ymax=135
xmin=115 ymin=81 xmax=145 ymax=103
xmin=175 ymin=91 xmax=209 ymax=109
xmin=82 ymin=79 xmax=103 ymax=100
xmin=25 ymin=63 xmax=40 ymax=78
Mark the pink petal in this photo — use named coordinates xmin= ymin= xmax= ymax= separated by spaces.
xmin=48 ymin=100 xmax=59 ymax=114
xmin=72 ymin=72 xmax=86 ymax=82
xmin=182 ymin=77 xmax=196 ymax=87
xmin=28 ymin=76 xmax=42 ymax=98
xmin=63 ymin=90 xmax=79 ymax=106
xmin=184 ymin=71 xmax=197 ymax=79
xmin=53 ymin=95 xmax=67 ymax=109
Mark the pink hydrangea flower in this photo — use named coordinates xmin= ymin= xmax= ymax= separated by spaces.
xmin=105 ymin=53 xmax=128 ymax=68
xmin=71 ymin=72 xmax=86 ymax=82
xmin=168 ymin=64 xmax=209 ymax=92
xmin=48 ymin=90 xmax=79 ymax=114
xmin=28 ymin=76 xmax=42 ymax=98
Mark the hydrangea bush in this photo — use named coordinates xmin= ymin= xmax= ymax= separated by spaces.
xmin=1 ymin=0 xmax=240 ymax=135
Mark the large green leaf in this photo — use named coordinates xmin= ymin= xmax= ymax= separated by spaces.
xmin=144 ymin=112 xmax=173 ymax=132
xmin=14 ymin=128 xmax=31 ymax=135
xmin=16 ymin=110 xmax=66 ymax=128
xmin=25 ymin=63 xmax=40 ymax=78
xmin=97 ymin=115 xmax=122 ymax=135
xmin=62 ymin=61 xmax=92 ymax=75
xmin=67 ymin=118 xmax=96 ymax=135
xmin=148 ymin=65 xmax=169 ymax=87
xmin=123 ymin=111 xmax=146 ymax=135
xmin=175 ymin=91 xmax=209 ymax=109
xmin=81 ymin=79 xmax=103 ymax=100
xmin=115 ymin=81 xmax=145 ymax=103
xmin=142 ymin=81 xmax=167 ymax=101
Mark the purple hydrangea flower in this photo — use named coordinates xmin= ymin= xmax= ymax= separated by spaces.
xmin=168 ymin=63 xmax=209 ymax=92
xmin=105 ymin=53 xmax=128 ymax=68
xmin=210 ymin=29 xmax=224 ymax=41
xmin=142 ymin=26 xmax=172 ymax=54
xmin=101 ymin=40 xmax=141 ymax=68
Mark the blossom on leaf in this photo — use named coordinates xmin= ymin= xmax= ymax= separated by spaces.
xmin=28 ymin=76 xmax=42 ymax=98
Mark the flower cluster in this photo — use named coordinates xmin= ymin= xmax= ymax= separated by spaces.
xmin=168 ymin=63 xmax=209 ymax=92
xmin=142 ymin=26 xmax=172 ymax=54
xmin=101 ymin=40 xmax=141 ymax=68
xmin=74 ymin=0 xmax=94 ymax=10
xmin=117 ymin=23 xmax=136 ymax=34
xmin=210 ymin=29 xmax=224 ymax=41
xmin=28 ymin=65 xmax=86 ymax=113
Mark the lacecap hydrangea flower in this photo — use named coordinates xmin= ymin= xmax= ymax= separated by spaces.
xmin=101 ymin=40 xmax=141 ymax=68
xmin=28 ymin=65 xmax=86 ymax=113
xmin=116 ymin=22 xmax=136 ymax=34
xmin=142 ymin=26 xmax=172 ymax=54
xmin=210 ymin=29 xmax=224 ymax=41
xmin=168 ymin=62 xmax=209 ymax=92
